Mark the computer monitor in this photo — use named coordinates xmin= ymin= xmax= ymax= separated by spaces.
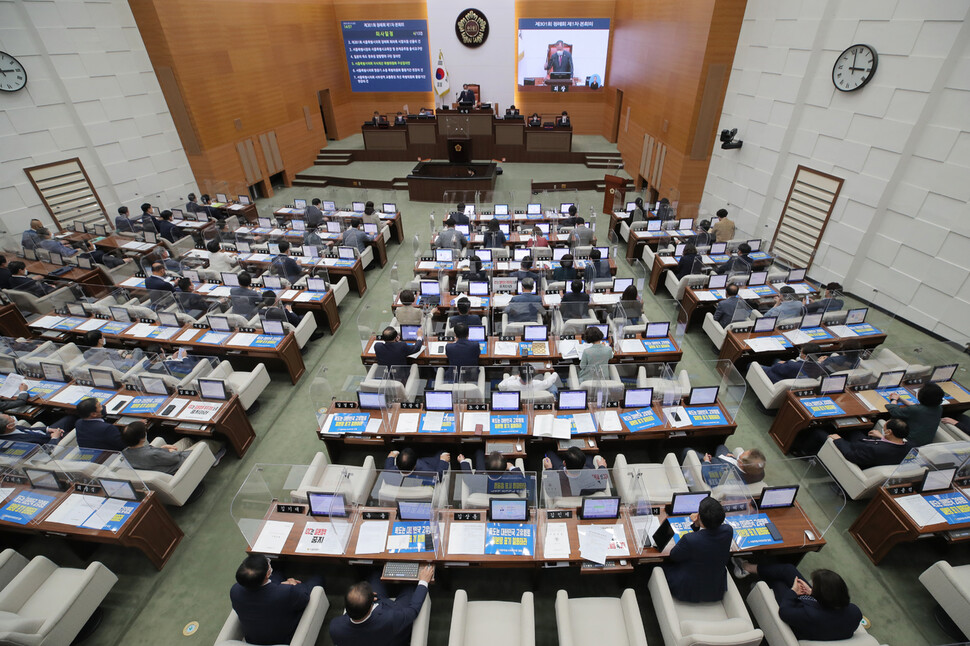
xmin=77 ymin=255 xmax=92 ymax=269
xmin=788 ymin=268 xmax=806 ymax=282
xmin=930 ymin=364 xmax=958 ymax=383
xmin=435 ymin=248 xmax=454 ymax=263
xmin=557 ymin=390 xmax=588 ymax=411
xmin=678 ymin=218 xmax=694 ymax=231
xmin=670 ymin=491 xmax=710 ymax=516
xmin=363 ymin=223 xmax=379 ymax=235
xmin=109 ymin=306 xmax=130 ymax=322
xmin=491 ymin=390 xmax=521 ymax=412
xmin=89 ymin=368 xmax=118 ymax=390
xmin=24 ymin=468 xmax=61 ymax=491
xmin=73 ymin=221 xmax=86 ymax=233
xmin=307 ymin=277 xmax=328 ymax=291
xmin=748 ymin=271 xmax=768 ymax=286
xmin=267 ymin=243 xmax=281 ymax=255
xmin=846 ymin=308 xmax=868 ymax=325
xmin=216 ymin=193 xmax=228 ymax=202
xmin=182 ymin=269 xmax=200 ymax=284
xmin=645 ymin=322 xmax=670 ymax=338
xmin=257 ymin=217 xmax=272 ymax=228
xmin=512 ymin=248 xmax=529 ymax=262
xmin=625 ymin=201 xmax=637 ymax=212
xmin=48 ymin=252 xmax=62 ymax=266
xmin=352 ymin=202 xmax=365 ymax=213
xmin=527 ymin=203 xmax=541 ymax=215
xmin=338 ymin=247 xmax=356 ymax=261
xmin=208 ymin=315 xmax=231 ymax=332
xmin=198 ymin=378 xmax=229 ymax=400
xmin=424 ymin=390 xmax=454 ymax=411
xmin=261 ymin=275 xmax=282 ymax=290
xmin=710 ymin=242 xmax=727 ymax=254
xmin=594 ymin=246 xmax=609 ymax=259
xmin=326 ymin=221 xmax=342 ymax=233
xmin=308 ymin=492 xmax=348 ymax=517
xmin=357 ymin=391 xmax=386 ymax=410
xmin=462 ymin=204 xmax=475 ymax=216
xmin=419 ymin=281 xmax=440 ymax=297
xmin=579 ymin=496 xmax=620 ymax=520
xmin=221 ymin=272 xmax=240 ymax=287
xmin=586 ymin=324 xmax=608 ymax=338
xmin=524 ymin=325 xmax=547 ymax=341
xmin=23 ymin=247 xmax=36 ymax=261
xmin=157 ymin=311 xmax=179 ymax=327
xmin=488 ymin=498 xmax=528 ymax=522
xmin=494 ymin=204 xmax=509 ymax=215
xmin=674 ymin=243 xmax=686 ymax=256
xmin=819 ymin=374 xmax=847 ymax=395
xmin=236 ymin=241 xmax=251 ymax=253
xmin=560 ymin=203 xmax=574 ymax=214
xmin=323 ymin=200 xmax=336 ymax=211
xmin=753 ymin=316 xmax=777 ymax=333
xmin=801 ymin=312 xmax=823 ymax=328
xmin=383 ymin=203 xmax=397 ymax=214
xmin=67 ymin=303 xmax=86 ymax=317
xmin=141 ymin=229 xmax=158 ymax=244
xmin=758 ymin=485 xmax=799 ymax=510
xmin=646 ymin=220 xmax=662 ymax=232
xmin=708 ymin=274 xmax=727 ymax=289
xmin=469 ymin=281 xmax=489 ymax=296
xmin=476 ymin=248 xmax=492 ymax=263
xmin=613 ymin=277 xmax=633 ymax=292
xmin=536 ymin=222 xmax=550 ymax=235
xmin=238 ymin=195 xmax=251 ymax=205
xmin=398 ymin=500 xmax=433 ymax=521
xmin=292 ymin=219 xmax=306 ymax=232
xmin=261 ymin=318 xmax=285 ymax=335
xmin=624 ymin=387 xmax=653 ymax=408
xmin=40 ymin=362 xmax=65 ymax=383
xmin=876 ymin=370 xmax=905 ymax=390
xmin=99 ymin=477 xmax=138 ymax=501
xmin=688 ymin=386 xmax=719 ymax=406
xmin=747 ymin=239 xmax=761 ymax=251
xmin=401 ymin=324 xmax=420 ymax=341
xmin=294 ymin=198 xmax=307 ymax=209
xmin=920 ymin=468 xmax=956 ymax=493
xmin=467 ymin=325 xmax=486 ymax=342
xmin=139 ymin=375 xmax=169 ymax=396
xmin=172 ymin=208 xmax=185 ymax=220
xmin=553 ymin=247 xmax=569 ymax=260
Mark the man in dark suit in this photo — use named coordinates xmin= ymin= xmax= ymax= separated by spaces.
xmin=543 ymin=445 xmax=607 ymax=470
xmin=231 ymin=554 xmax=324 ymax=646
xmin=74 ymin=398 xmax=125 ymax=451
xmin=506 ymin=277 xmax=544 ymax=323
xmin=260 ymin=290 xmax=302 ymax=328
xmin=556 ymin=111 xmax=570 ymax=126
xmin=137 ymin=203 xmax=157 ymax=232
xmin=0 ymin=256 xmax=10 ymax=290
xmin=662 ymin=497 xmax=733 ymax=603
xmin=0 ymin=413 xmax=66 ymax=445
xmin=829 ymin=418 xmax=910 ymax=468
xmin=145 ymin=262 xmax=175 ymax=304
xmin=806 ymin=282 xmax=845 ymax=314
xmin=560 ymin=279 xmax=590 ymax=320
xmin=304 ymin=198 xmax=325 ymax=229
xmin=374 ymin=327 xmax=422 ymax=370
xmin=457 ymin=84 xmax=476 ymax=107
xmin=445 ymin=323 xmax=480 ymax=378
xmin=174 ymin=277 xmax=208 ymax=319
xmin=116 ymin=206 xmax=136 ymax=233
xmin=458 ymin=449 xmax=522 ymax=473
xmin=715 ymin=242 xmax=753 ymax=275
xmin=712 ymin=284 xmax=751 ymax=326
xmin=511 ymin=257 xmax=540 ymax=284
xmin=385 ymin=447 xmax=450 ymax=481
xmin=394 ymin=111 xmax=407 ymax=125
xmin=156 ymin=210 xmax=184 ymax=243
xmin=450 ymin=202 xmax=470 ymax=226
xmin=230 ymin=271 xmax=262 ymax=318
xmin=447 ymin=298 xmax=480 ymax=329
xmin=7 ymin=261 xmax=53 ymax=296
xmin=330 ymin=567 xmax=433 ymax=646
xmin=545 ymin=40 xmax=574 ymax=76
xmin=185 ymin=193 xmax=201 ymax=215
xmin=762 ymin=343 xmax=822 ymax=383
xmin=270 ymin=241 xmax=302 ymax=284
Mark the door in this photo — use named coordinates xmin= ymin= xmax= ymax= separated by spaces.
xmin=318 ymin=89 xmax=337 ymax=140
xmin=611 ymin=89 xmax=623 ymax=143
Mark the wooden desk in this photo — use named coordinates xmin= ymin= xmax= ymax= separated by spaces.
xmin=361 ymin=125 xmax=408 ymax=150
xmin=648 ymin=252 xmax=776 ymax=295
xmin=525 ymin=127 xmax=572 ymax=153
xmin=434 ymin=231 xmax=572 ymax=249
xmin=413 ymin=258 xmax=616 ymax=286
xmin=719 ymin=326 xmax=888 ymax=369
xmin=233 ymin=253 xmax=368 ymax=297
xmin=679 ymin=281 xmax=816 ymax=331
xmin=627 ymin=230 xmax=671 ymax=261
xmin=272 ymin=208 xmax=405 ymax=245
xmin=211 ymin=202 xmax=259 ymax=222
xmin=0 ymin=486 xmax=182 ymax=570
xmin=849 ymin=487 xmax=970 ymax=564
xmin=0 ymin=303 xmax=32 ymax=338
xmin=23 ymin=260 xmax=110 ymax=298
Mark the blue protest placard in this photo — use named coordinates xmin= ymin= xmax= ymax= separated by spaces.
xmin=620 ymin=408 xmax=663 ymax=432
xmin=123 ymin=396 xmax=166 ymax=415
xmin=925 ymin=492 xmax=970 ymax=525
xmin=0 ymin=491 xmax=56 ymax=525
xmin=327 ymin=413 xmax=370 ymax=434
xmin=388 ymin=521 xmax=432 ymax=552
xmin=485 ymin=523 xmax=535 ymax=556
xmin=799 ymin=397 xmax=845 ymax=417
xmin=848 ymin=323 xmax=881 ymax=336
xmin=685 ymin=406 xmax=728 ymax=426
xmin=725 ymin=513 xmax=783 ymax=549
xmin=642 ymin=338 xmax=677 ymax=353
xmin=490 ymin=415 xmax=527 ymax=435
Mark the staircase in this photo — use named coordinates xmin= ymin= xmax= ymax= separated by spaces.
xmin=314 ymin=150 xmax=354 ymax=166
xmin=584 ymin=152 xmax=624 ymax=170
xmin=292 ymin=174 xmax=330 ymax=188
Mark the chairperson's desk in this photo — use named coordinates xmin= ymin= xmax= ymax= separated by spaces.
xmin=768 ymin=380 xmax=970 ymax=454
xmin=25 ymin=313 xmax=305 ymax=387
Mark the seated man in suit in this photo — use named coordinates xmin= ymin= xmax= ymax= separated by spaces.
xmin=185 ymin=193 xmax=201 ymax=214
xmin=662 ymin=497 xmax=733 ymax=603
xmin=434 ymin=218 xmax=466 ymax=250
xmin=137 ymin=202 xmax=158 ymax=232
xmin=37 ymin=229 xmax=78 ymax=257
xmin=270 ymin=241 xmax=302 ymax=284
xmin=568 ymin=216 xmax=595 ymax=246
xmin=556 ymin=111 xmax=570 ymax=126
xmin=7 ymin=261 xmax=54 ymax=296
xmin=457 ymin=83 xmax=476 ymax=108
xmin=559 ymin=279 xmax=590 ymax=321
xmin=385 ymin=447 xmax=451 ymax=481
xmin=330 ymin=567 xmax=433 ymax=646
xmin=543 ymin=445 xmax=607 ymax=470
xmin=145 ymin=261 xmax=176 ymax=296
xmin=116 ymin=206 xmax=136 ymax=232
xmin=559 ymin=204 xmax=579 ymax=228
xmin=450 ymin=202 xmax=470 ymax=226
xmin=122 ymin=421 xmax=189 ymax=474
xmin=458 ymin=448 xmax=522 ymax=473
xmin=304 ymin=198 xmax=325 ymax=229
xmin=806 ymin=282 xmax=844 ymax=314
xmin=369 ymin=110 xmax=383 ymax=125
xmin=259 ymin=290 xmax=302 ymax=328
xmin=74 ymin=397 xmax=124 ymax=451
xmin=0 ymin=413 xmax=66 ymax=445
xmin=693 ymin=219 xmax=714 ymax=248
xmin=444 ymin=323 xmax=480 ymax=379
xmin=199 ymin=194 xmax=224 ymax=220
xmin=826 ymin=418 xmax=910 ymax=468
xmin=528 ymin=112 xmax=541 ymax=127
xmin=762 ymin=343 xmax=823 ymax=383
xmin=680 ymin=444 xmax=767 ymax=485
xmin=394 ymin=111 xmax=407 ymax=125
xmin=374 ymin=326 xmax=422 ymax=370
xmin=156 ymin=210 xmax=185 ymax=243
xmin=174 ymin=277 xmax=208 ymax=319
xmin=505 ymin=104 xmax=520 ymax=118
xmin=512 ymin=256 xmax=540 ymax=284
xmin=448 ymin=298 xmax=480 ymax=329
xmin=230 ymin=271 xmax=262 ymax=318
xmin=715 ymin=242 xmax=753 ymax=275
xmin=232 ymin=554 xmax=324 ymax=646
xmin=712 ymin=283 xmax=752 ymax=326
xmin=506 ymin=277 xmax=544 ymax=323
xmin=585 ymin=247 xmax=610 ymax=281
xmin=337 ymin=218 xmax=373 ymax=255
xmin=81 ymin=330 xmax=146 ymax=370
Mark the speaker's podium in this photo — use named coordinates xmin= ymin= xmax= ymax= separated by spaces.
xmin=448 ymin=138 xmax=472 ymax=163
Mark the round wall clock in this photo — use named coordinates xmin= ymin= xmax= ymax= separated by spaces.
xmin=455 ymin=9 xmax=489 ymax=48
xmin=832 ymin=44 xmax=877 ymax=92
xmin=0 ymin=51 xmax=27 ymax=92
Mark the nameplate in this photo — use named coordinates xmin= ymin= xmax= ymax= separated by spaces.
xmin=400 ymin=401 xmax=421 ymax=409
xmin=421 ymin=256 xmax=434 ymax=262
xmin=74 ymin=483 xmax=102 ymax=494
xmin=334 ymin=401 xmax=358 ymax=409
xmin=624 ymin=333 xmax=638 ymax=339
xmin=466 ymin=403 xmax=488 ymax=411
xmin=605 ymin=400 xmax=619 ymax=408
xmin=533 ymin=403 xmax=554 ymax=411
xmin=454 ymin=512 xmax=481 ymax=521
xmin=888 ymin=485 xmax=914 ymax=495
xmin=362 ymin=511 xmax=389 ymax=520
xmin=178 ymin=389 xmax=198 ymax=397
xmin=547 ymin=510 xmax=572 ymax=520
xmin=499 ymin=335 xmax=515 ymax=341
xmin=139 ymin=317 xmax=154 ymax=324
xmin=276 ymin=503 xmax=307 ymax=514
xmin=96 ymin=314 xmax=110 ymax=319
xmin=192 ymin=323 xmax=209 ymax=329
xmin=195 ymin=244 xmax=205 ymax=249
xmin=207 ymin=279 xmax=220 ymax=284
xmin=3 ymin=475 xmax=27 ymax=485
xmin=76 ymin=380 xmax=93 ymax=387
xmin=239 ymin=327 xmax=256 ymax=333
xmin=135 ymin=272 xmax=145 ymax=278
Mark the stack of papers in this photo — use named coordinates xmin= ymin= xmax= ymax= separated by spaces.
xmin=543 ymin=522 xmax=571 ymax=558
xmin=596 ymin=410 xmax=623 ymax=432
xmin=355 ymin=520 xmax=389 ymax=554
xmin=896 ymin=495 xmax=946 ymax=527
xmin=620 ymin=339 xmax=645 ymax=353
xmin=251 ymin=520 xmax=293 ymax=553
xmin=447 ymin=523 xmax=486 ymax=555
xmin=695 ymin=291 xmax=718 ymax=301
xmin=746 ymin=337 xmax=787 ymax=352
xmin=396 ymin=413 xmax=420 ymax=434
xmin=827 ymin=325 xmax=857 ymax=338
xmin=534 ymin=415 xmax=571 ymax=439
xmin=494 ymin=341 xmax=518 ymax=356
xmin=783 ymin=329 xmax=813 ymax=345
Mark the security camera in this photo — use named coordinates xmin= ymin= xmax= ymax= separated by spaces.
xmin=720 ymin=128 xmax=743 ymax=150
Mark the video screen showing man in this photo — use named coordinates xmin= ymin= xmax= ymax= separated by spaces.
xmin=545 ymin=40 xmax=574 ymax=79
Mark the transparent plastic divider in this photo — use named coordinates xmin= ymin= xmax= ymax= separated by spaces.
xmin=230 ymin=463 xmax=312 ymax=548
xmin=777 ymin=455 xmax=847 ymax=544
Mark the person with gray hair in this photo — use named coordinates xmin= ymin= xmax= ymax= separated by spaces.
xmin=0 ymin=413 xmax=66 ymax=445
xmin=506 ymin=276 xmax=544 ymax=323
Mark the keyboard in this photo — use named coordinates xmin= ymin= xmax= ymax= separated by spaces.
xmin=382 ymin=561 xmax=421 ymax=581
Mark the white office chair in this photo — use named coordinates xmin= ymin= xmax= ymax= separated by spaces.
xmin=434 ymin=367 xmax=486 ymax=401
xmin=745 ymin=362 xmax=820 ymax=411
xmin=701 ymin=310 xmax=760 ymax=351
xmin=195 ymin=361 xmax=270 ymax=411
xmin=553 ymin=308 xmax=598 ymax=336
xmin=0 ymin=549 xmax=28 ymax=591
xmin=555 ymin=589 xmax=648 ymax=646
xmin=360 ymin=364 xmax=422 ymax=402
xmin=637 ymin=367 xmax=691 ymax=401
xmin=448 ymin=590 xmax=534 ymax=646
xmin=613 ymin=453 xmax=689 ymax=504
xmin=920 ymin=560 xmax=970 ymax=640
xmin=680 ymin=449 xmax=767 ymax=498
xmin=458 ymin=458 xmax=526 ymax=508
xmin=290 ymin=453 xmax=377 ymax=505
xmin=215 ymin=585 xmax=328 ymax=646
xmin=501 ymin=312 xmax=543 ymax=336
xmin=664 ymin=272 xmax=707 ymax=301
xmin=567 ymin=364 xmax=625 ymax=401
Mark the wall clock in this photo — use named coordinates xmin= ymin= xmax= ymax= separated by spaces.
xmin=0 ymin=51 xmax=27 ymax=92
xmin=832 ymin=44 xmax=877 ymax=92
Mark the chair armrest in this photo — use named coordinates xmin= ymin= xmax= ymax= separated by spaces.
xmin=745 ymin=582 xmax=799 ymax=646
xmin=291 ymin=586 xmax=328 ymax=646
xmin=214 ymin=611 xmax=245 ymax=643
xmin=448 ymin=590 xmax=469 ymax=646
xmin=555 ymin=590 xmax=573 ymax=646
xmin=568 ymin=365 xmax=580 ymax=389
xmin=409 ymin=592 xmax=431 ymax=646
xmin=647 ymin=568 xmax=683 ymax=644
xmin=0 ymin=556 xmax=56 ymax=610
xmin=620 ymin=588 xmax=649 ymax=646
xmin=520 ymin=591 xmax=535 ymax=646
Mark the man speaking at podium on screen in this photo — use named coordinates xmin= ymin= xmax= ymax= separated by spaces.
xmin=545 ymin=40 xmax=574 ymax=79
xmin=457 ymin=84 xmax=476 ymax=110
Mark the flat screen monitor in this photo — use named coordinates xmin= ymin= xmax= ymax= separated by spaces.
xmin=138 ymin=375 xmax=169 ymax=396
xmin=144 ymin=231 xmax=159 ymax=245
xmin=527 ymin=203 xmax=541 ymax=215
xmin=594 ymin=246 xmax=609 ymax=259
xmin=688 ymin=386 xmax=719 ymax=406
xmin=198 ymin=378 xmax=229 ymax=400
xmin=40 ymin=362 xmax=65 ymax=383
xmin=553 ymin=247 xmax=569 ymax=261
xmin=652 ymin=518 xmax=675 ymax=550
xmin=89 ymin=368 xmax=117 ymax=390
xmin=157 ymin=311 xmax=179 ymax=327
xmin=238 ymin=195 xmax=251 ymax=205
xmin=398 ymin=500 xmax=432 ymax=521
xmin=586 ymin=324 xmax=608 ymax=338
xmin=424 ymin=390 xmax=454 ymax=411
xmin=208 ymin=315 xmax=231 ymax=332
xmin=183 ymin=269 xmax=200 ymax=283
xmin=172 ymin=208 xmax=185 ymax=220
xmin=846 ymin=308 xmax=867 ymax=325
xmin=236 ymin=241 xmax=251 ymax=253
xmin=24 ymin=468 xmax=61 ymax=491
xmin=469 ymin=280 xmax=489 ymax=296
xmin=788 ymin=268 xmax=806 ymax=282
xmin=524 ymin=325 xmax=547 ymax=341
xmin=646 ymin=219 xmax=662 ymax=232
xmin=308 ymin=492 xmax=348 ymax=517
xmin=624 ymin=387 xmax=653 ymax=408
xmin=337 ymin=247 xmax=356 ymax=261
xmin=930 ymin=364 xmax=958 ymax=383
xmin=494 ymin=204 xmax=509 ymax=215
xmin=257 ymin=217 xmax=272 ymax=228
xmin=498 ymin=223 xmax=510 ymax=235
xmin=352 ymin=202 xmax=365 ymax=213
xmin=512 ymin=248 xmax=530 ymax=262
xmin=488 ymin=498 xmax=528 ymax=522
xmin=625 ymin=201 xmax=637 ymax=212
xmin=613 ymin=277 xmax=633 ymax=292
xmin=435 ymin=248 xmax=454 ymax=263
xmin=819 ymin=374 xmax=847 ymax=395
xmin=261 ymin=319 xmax=285 ymax=336
xmin=474 ymin=248 xmax=492 ymax=263
xmin=678 ymin=218 xmax=694 ymax=230
xmin=535 ymin=223 xmax=550 ymax=235
xmin=559 ymin=203 xmax=574 ymax=214
xmin=758 ymin=485 xmax=799 ymax=510
xmin=23 ymin=247 xmax=36 ymax=261
xmin=753 ymin=316 xmax=776 ymax=333
xmin=67 ymin=303 xmax=86 ymax=317
xmin=307 ymin=278 xmax=327 ymax=291
xmin=467 ymin=325 xmax=486 ymax=342
xmin=579 ymin=496 xmax=620 ymax=520
xmin=674 ymin=243 xmax=686 ymax=256
xmin=292 ymin=219 xmax=306 ymax=231
xmin=876 ymin=370 xmax=905 ymax=390
xmin=400 ymin=324 xmax=420 ymax=341
xmin=748 ymin=271 xmax=768 ymax=286
xmin=74 ymin=221 xmax=87 ymax=233
xmin=262 ymin=275 xmax=282 ymax=290
xmin=419 ymin=280 xmax=440 ymax=297
xmin=221 ymin=272 xmax=240 ymax=287
xmin=357 ymin=391 xmax=386 ymax=410
xmin=710 ymin=242 xmax=727 ymax=254
xmin=216 ymin=193 xmax=228 ymax=202
xmin=801 ymin=312 xmax=823 ymax=328
xmin=267 ymin=243 xmax=281 ymax=255
xmin=294 ymin=199 xmax=307 ymax=209
xmin=326 ymin=221 xmax=342 ymax=233
xmin=491 ymin=390 xmax=521 ymax=412
xmin=920 ymin=468 xmax=956 ymax=493
xmin=304 ymin=245 xmax=319 ymax=258
xmin=747 ymin=239 xmax=761 ymax=251
xmin=645 ymin=322 xmax=670 ymax=338
xmin=48 ymin=252 xmax=62 ymax=266
xmin=363 ymin=223 xmax=379 ymax=235
xmin=99 ymin=477 xmax=137 ymax=501
xmin=557 ymin=389 xmax=588 ymax=411
xmin=383 ymin=203 xmax=397 ymax=214
xmin=109 ymin=306 xmax=130 ymax=322
xmin=95 ymin=223 xmax=109 ymax=236
xmin=323 ymin=200 xmax=336 ymax=211
xmin=708 ymin=274 xmax=727 ymax=289
xmin=670 ymin=491 xmax=710 ymax=516
xmin=77 ymin=255 xmax=92 ymax=269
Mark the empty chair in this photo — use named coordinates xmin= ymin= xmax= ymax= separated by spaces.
xmin=553 ymin=307 xmax=598 ymax=336
xmin=434 ymin=366 xmax=486 ymax=401
xmin=567 ymin=364 xmax=624 ymax=401
xmin=448 ymin=590 xmax=534 ymax=646
xmin=458 ymin=458 xmax=526 ymax=508
xmin=194 ymin=361 xmax=270 ymax=411
xmin=2 ymin=284 xmax=75 ymax=315
xmin=215 ymin=584 xmax=328 ymax=646
xmin=0 ymin=549 xmax=28 ymax=590
xmin=613 ymin=453 xmax=689 ymax=504
xmin=919 ymin=560 xmax=970 ymax=640
xmin=501 ymin=311 xmax=543 ymax=336
xmin=663 ymin=272 xmax=706 ymax=301
xmin=637 ymin=367 xmax=691 ymax=401
xmin=701 ymin=311 xmax=760 ymax=351
xmin=360 ymin=364 xmax=422 ymax=402
xmin=555 ymin=589 xmax=648 ymax=646
xmin=290 ymin=452 xmax=377 ymax=505
xmin=745 ymin=362 xmax=820 ymax=411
